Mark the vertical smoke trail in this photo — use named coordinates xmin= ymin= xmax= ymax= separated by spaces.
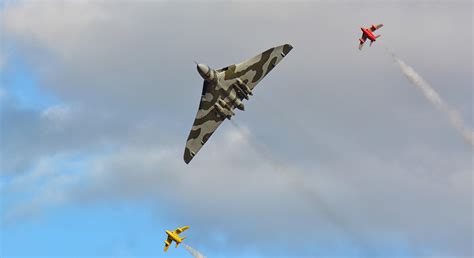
xmin=389 ymin=51 xmax=474 ymax=147
xmin=183 ymin=244 xmax=207 ymax=258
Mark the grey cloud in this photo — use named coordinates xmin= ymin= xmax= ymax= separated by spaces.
xmin=4 ymin=125 xmax=472 ymax=256
xmin=3 ymin=2 xmax=472 ymax=153
xmin=1 ymin=0 xmax=472 ymax=257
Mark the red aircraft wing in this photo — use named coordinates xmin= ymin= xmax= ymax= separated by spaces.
xmin=370 ymin=24 xmax=383 ymax=31
xmin=358 ymin=33 xmax=367 ymax=50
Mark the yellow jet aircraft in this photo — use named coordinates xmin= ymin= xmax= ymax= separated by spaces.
xmin=163 ymin=226 xmax=189 ymax=252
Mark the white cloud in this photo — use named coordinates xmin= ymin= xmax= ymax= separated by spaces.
xmin=41 ymin=105 xmax=72 ymax=126
xmin=3 ymin=124 xmax=472 ymax=255
xmin=3 ymin=1 xmax=110 ymax=59
xmin=2 ymin=153 xmax=82 ymax=224
xmin=1 ymin=1 xmax=472 ymax=256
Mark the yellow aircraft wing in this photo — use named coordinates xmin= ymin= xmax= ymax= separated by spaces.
xmin=174 ymin=225 xmax=190 ymax=234
xmin=164 ymin=236 xmax=172 ymax=252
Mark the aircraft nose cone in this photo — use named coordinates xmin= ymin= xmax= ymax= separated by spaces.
xmin=197 ymin=63 xmax=209 ymax=77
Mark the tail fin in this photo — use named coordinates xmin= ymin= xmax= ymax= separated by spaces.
xmin=176 ymin=236 xmax=186 ymax=248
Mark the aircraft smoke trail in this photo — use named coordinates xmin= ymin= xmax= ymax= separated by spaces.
xmin=229 ymin=119 xmax=373 ymax=255
xmin=388 ymin=50 xmax=474 ymax=147
xmin=183 ymin=244 xmax=207 ymax=258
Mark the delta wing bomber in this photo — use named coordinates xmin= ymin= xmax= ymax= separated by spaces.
xmin=184 ymin=44 xmax=293 ymax=164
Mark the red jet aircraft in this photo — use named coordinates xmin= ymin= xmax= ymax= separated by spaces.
xmin=358 ymin=24 xmax=383 ymax=50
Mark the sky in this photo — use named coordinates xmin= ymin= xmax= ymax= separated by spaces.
xmin=0 ymin=0 xmax=472 ymax=257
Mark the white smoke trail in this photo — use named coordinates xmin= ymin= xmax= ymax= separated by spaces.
xmin=183 ymin=244 xmax=207 ymax=258
xmin=389 ymin=51 xmax=474 ymax=147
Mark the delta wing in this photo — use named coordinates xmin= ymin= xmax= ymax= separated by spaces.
xmin=217 ymin=44 xmax=293 ymax=91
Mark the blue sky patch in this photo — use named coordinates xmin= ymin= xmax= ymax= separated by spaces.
xmin=2 ymin=54 xmax=59 ymax=111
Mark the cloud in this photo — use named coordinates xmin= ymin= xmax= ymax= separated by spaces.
xmin=2 ymin=153 xmax=83 ymax=224
xmin=1 ymin=1 xmax=472 ymax=257
xmin=0 ymin=100 xmax=136 ymax=175
xmin=3 ymin=123 xmax=472 ymax=255
xmin=40 ymin=105 xmax=73 ymax=128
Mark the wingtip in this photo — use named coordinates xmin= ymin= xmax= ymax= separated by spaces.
xmin=183 ymin=156 xmax=191 ymax=164
xmin=183 ymin=148 xmax=193 ymax=164
xmin=282 ymin=44 xmax=293 ymax=54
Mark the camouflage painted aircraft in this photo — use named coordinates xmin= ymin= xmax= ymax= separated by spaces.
xmin=184 ymin=44 xmax=293 ymax=164
xmin=163 ymin=226 xmax=189 ymax=252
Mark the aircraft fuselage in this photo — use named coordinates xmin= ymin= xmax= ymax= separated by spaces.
xmin=166 ymin=230 xmax=183 ymax=243
xmin=196 ymin=63 xmax=245 ymax=112
xmin=197 ymin=63 xmax=217 ymax=82
xmin=361 ymin=27 xmax=377 ymax=41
